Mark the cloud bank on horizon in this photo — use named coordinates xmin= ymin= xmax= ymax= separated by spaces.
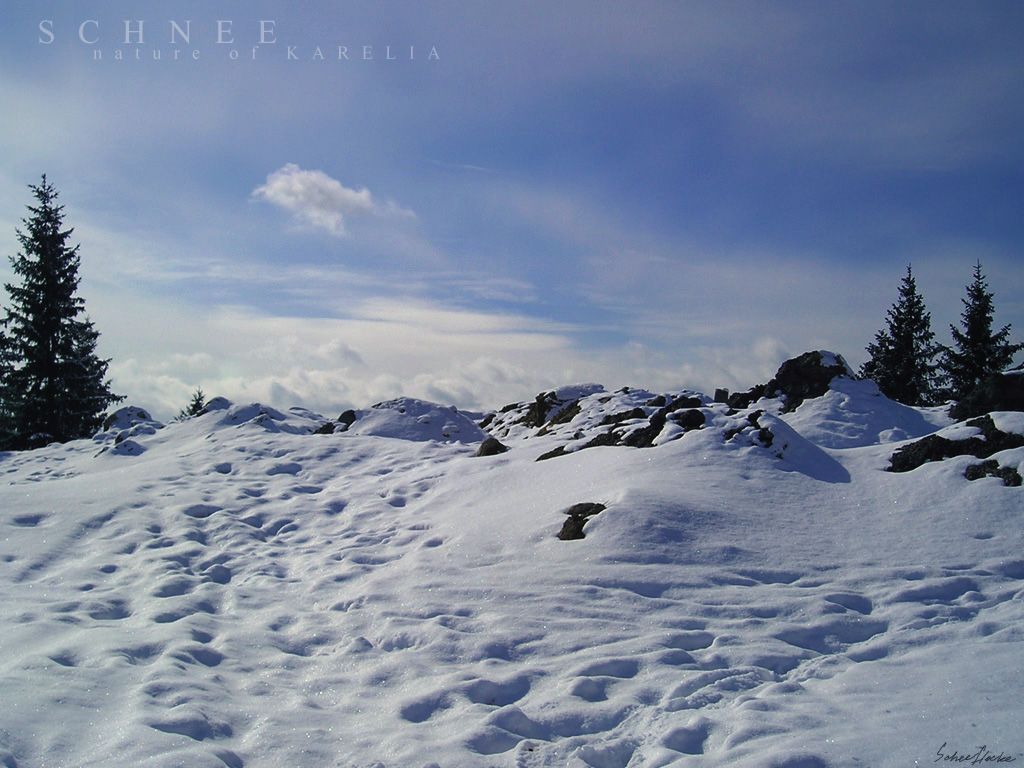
xmin=0 ymin=1 xmax=1022 ymax=420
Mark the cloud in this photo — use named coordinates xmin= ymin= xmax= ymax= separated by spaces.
xmin=251 ymin=164 xmax=414 ymax=237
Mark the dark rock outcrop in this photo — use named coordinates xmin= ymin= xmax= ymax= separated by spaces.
xmin=476 ymin=437 xmax=509 ymax=457
xmin=315 ymin=409 xmax=357 ymax=435
xmin=537 ymin=430 xmax=620 ymax=461
xmin=965 ymin=460 xmax=1022 ymax=487
xmin=338 ymin=409 xmax=358 ymax=429
xmin=557 ymin=502 xmax=606 ymax=540
xmin=889 ymin=415 xmax=1024 ymax=477
xmin=621 ymin=410 xmax=667 ymax=448
xmin=729 ymin=351 xmax=854 ymax=412
xmin=675 ymin=409 xmax=707 ymax=431
xmin=600 ymin=408 xmax=646 ymax=427
xmin=523 ymin=393 xmax=559 ymax=429
xmin=537 ymin=400 xmax=582 ymax=435
xmin=535 ymin=394 xmax=709 ymax=461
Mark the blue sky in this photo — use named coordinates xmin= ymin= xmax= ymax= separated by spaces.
xmin=2 ymin=1 xmax=1023 ymax=419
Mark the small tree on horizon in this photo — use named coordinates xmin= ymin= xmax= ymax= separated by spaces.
xmin=0 ymin=176 xmax=122 ymax=449
xmin=176 ymin=387 xmax=207 ymax=421
xmin=941 ymin=261 xmax=1023 ymax=401
xmin=860 ymin=265 xmax=942 ymax=405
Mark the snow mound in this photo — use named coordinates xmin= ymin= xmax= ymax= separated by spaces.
xmin=347 ymin=397 xmax=487 ymax=443
xmin=781 ymin=377 xmax=952 ymax=449
xmin=196 ymin=400 xmax=324 ymax=436
xmin=992 ymin=411 xmax=1024 ymax=436
xmin=94 ymin=406 xmax=164 ymax=454
xmin=99 ymin=406 xmax=163 ymax=434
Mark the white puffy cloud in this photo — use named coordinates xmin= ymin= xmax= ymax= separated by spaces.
xmin=251 ymin=164 xmax=413 ymax=237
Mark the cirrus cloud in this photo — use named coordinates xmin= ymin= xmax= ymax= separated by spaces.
xmin=252 ymin=163 xmax=414 ymax=236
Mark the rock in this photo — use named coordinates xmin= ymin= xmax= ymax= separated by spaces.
xmin=889 ymin=415 xmax=1024 ymax=473
xmin=674 ymin=409 xmax=706 ymax=431
xmin=537 ymin=400 xmax=582 ymax=435
xmin=337 ymin=409 xmax=358 ymax=430
xmin=729 ymin=351 xmax=854 ymax=412
xmin=621 ymin=410 xmax=667 ymax=448
xmin=728 ymin=385 xmax=767 ymax=411
xmin=600 ymin=408 xmax=646 ymax=427
xmin=536 ymin=445 xmax=568 ymax=461
xmin=558 ymin=518 xmax=588 ymax=540
xmin=714 ymin=388 xmax=730 ymax=404
xmin=523 ymin=393 xmax=558 ymax=428
xmin=584 ymin=430 xmax=623 ymax=450
xmin=950 ymin=370 xmax=1024 ymax=421
xmin=476 ymin=437 xmax=509 ymax=457
xmin=965 ymin=459 xmax=1023 ymax=487
xmin=768 ymin=351 xmax=854 ymax=412
xmin=667 ymin=395 xmax=703 ymax=411
xmin=102 ymin=406 xmax=158 ymax=432
xmin=557 ymin=502 xmax=606 ymax=540
xmin=536 ymin=427 xmax=623 ymax=462
xmin=314 ymin=422 xmax=336 ymax=435
xmin=888 ymin=434 xmax=954 ymax=472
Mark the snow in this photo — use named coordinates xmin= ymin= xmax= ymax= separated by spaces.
xmin=782 ymin=377 xmax=951 ymax=448
xmin=817 ymin=350 xmax=855 ymax=378
xmin=346 ymin=397 xmax=486 ymax=443
xmin=991 ymin=411 xmax=1024 ymax=436
xmin=2 ymin=381 xmax=1023 ymax=768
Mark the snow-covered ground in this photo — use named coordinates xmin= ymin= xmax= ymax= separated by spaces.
xmin=2 ymin=364 xmax=1023 ymax=768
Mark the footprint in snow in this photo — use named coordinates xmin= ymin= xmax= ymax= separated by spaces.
xmin=86 ymin=598 xmax=132 ymax=620
xmin=663 ymin=630 xmax=715 ymax=651
xmin=151 ymin=575 xmax=196 ymax=598
xmin=662 ymin=718 xmax=712 ymax=755
xmin=11 ymin=513 xmax=46 ymax=527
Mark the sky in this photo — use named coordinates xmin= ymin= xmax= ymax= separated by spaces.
xmin=1 ymin=1 xmax=1023 ymax=420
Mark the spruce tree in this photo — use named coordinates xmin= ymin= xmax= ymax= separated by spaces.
xmin=176 ymin=387 xmax=207 ymax=421
xmin=860 ymin=265 xmax=942 ymax=405
xmin=0 ymin=331 xmax=17 ymax=446
xmin=0 ymin=176 xmax=122 ymax=449
xmin=941 ymin=261 xmax=1023 ymax=401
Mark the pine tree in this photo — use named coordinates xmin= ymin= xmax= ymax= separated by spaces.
xmin=0 ymin=176 xmax=122 ymax=449
xmin=176 ymin=387 xmax=207 ymax=421
xmin=0 ymin=331 xmax=17 ymax=447
xmin=860 ymin=265 xmax=942 ymax=405
xmin=941 ymin=261 xmax=1023 ymax=401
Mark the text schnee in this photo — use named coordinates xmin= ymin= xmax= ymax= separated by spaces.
xmin=37 ymin=20 xmax=440 ymax=62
